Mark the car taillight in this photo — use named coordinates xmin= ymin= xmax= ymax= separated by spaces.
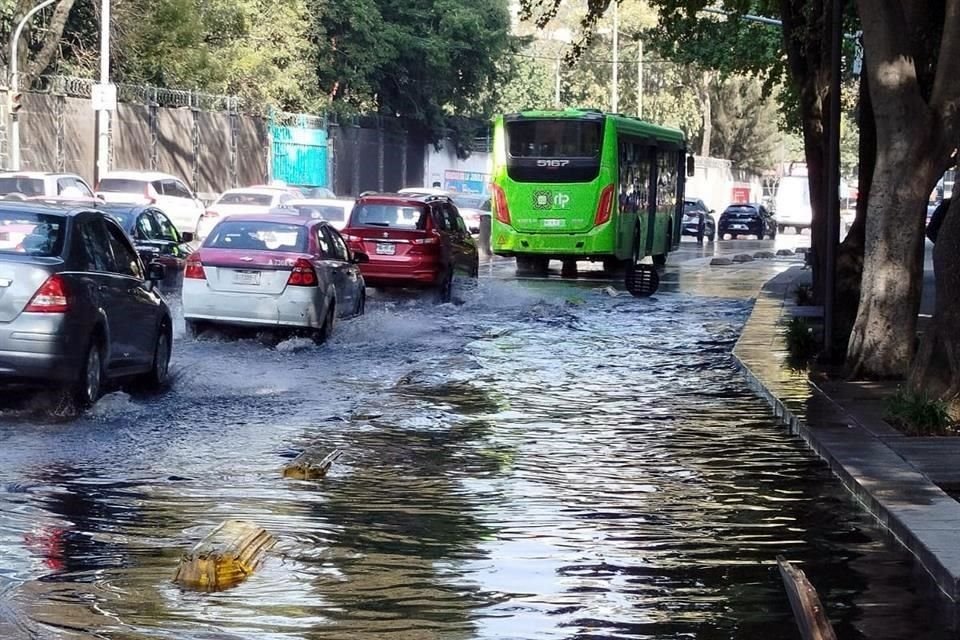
xmin=412 ymin=234 xmax=440 ymax=245
xmin=491 ymin=184 xmax=511 ymax=225
xmin=287 ymin=258 xmax=318 ymax=286
xmin=595 ymin=185 xmax=615 ymax=226
xmin=25 ymin=275 xmax=69 ymax=313
xmin=342 ymin=233 xmax=362 ymax=243
xmin=202 ymin=209 xmax=219 ymax=218
xmin=184 ymin=255 xmax=206 ymax=280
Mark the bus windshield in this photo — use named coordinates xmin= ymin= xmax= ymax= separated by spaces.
xmin=507 ymin=120 xmax=602 ymax=158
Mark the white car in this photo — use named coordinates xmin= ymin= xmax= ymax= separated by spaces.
xmin=0 ymin=171 xmax=96 ymax=200
xmin=196 ymin=187 xmax=299 ymax=239
xmin=276 ymin=198 xmax=354 ymax=230
xmin=96 ymin=171 xmax=206 ymax=236
xmin=182 ymin=215 xmax=367 ymax=342
xmin=398 ymin=187 xmax=488 ymax=234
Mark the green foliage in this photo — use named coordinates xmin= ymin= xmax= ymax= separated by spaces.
xmin=886 ymin=389 xmax=954 ymax=436
xmin=313 ymin=0 xmax=512 ymax=134
xmin=793 ymin=284 xmax=814 ymax=306
xmin=783 ymin=316 xmax=817 ymax=363
xmin=704 ymin=75 xmax=781 ymax=173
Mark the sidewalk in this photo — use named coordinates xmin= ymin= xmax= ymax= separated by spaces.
xmin=733 ymin=265 xmax=960 ymax=603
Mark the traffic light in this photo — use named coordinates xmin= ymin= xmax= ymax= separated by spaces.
xmin=9 ymin=92 xmax=22 ymax=115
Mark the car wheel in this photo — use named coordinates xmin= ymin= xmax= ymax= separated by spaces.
xmin=708 ymin=231 xmax=715 ymax=242
xmin=185 ymin=319 xmax=206 ymax=339
xmin=516 ymin=256 xmax=547 ymax=276
xmin=696 ymin=225 xmax=705 ymax=244
xmin=141 ymin=324 xmax=171 ymax=389
xmin=436 ymin=269 xmax=454 ymax=303
xmin=355 ymin=290 xmax=366 ymax=317
xmin=314 ymin=301 xmax=336 ymax=344
xmin=72 ymin=340 xmax=104 ymax=408
xmin=778 ymin=225 xmax=786 ymax=234
xmin=756 ymin=231 xmax=765 ymax=240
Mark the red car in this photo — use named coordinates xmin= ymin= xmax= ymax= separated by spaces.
xmin=342 ymin=193 xmax=479 ymax=302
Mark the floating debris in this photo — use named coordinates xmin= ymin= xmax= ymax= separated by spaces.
xmin=174 ymin=520 xmax=276 ymax=591
xmin=282 ymin=449 xmax=343 ymax=480
xmin=600 ymin=286 xmax=625 ymax=297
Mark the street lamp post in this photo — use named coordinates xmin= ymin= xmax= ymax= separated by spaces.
xmin=636 ymin=39 xmax=643 ymax=118
xmin=8 ymin=0 xmax=57 ymax=170
xmin=611 ymin=1 xmax=619 ymax=113
xmin=93 ymin=0 xmax=111 ymax=185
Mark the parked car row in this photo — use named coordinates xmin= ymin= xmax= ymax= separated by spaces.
xmin=682 ymin=199 xmax=783 ymax=242
xmin=0 ymin=191 xmax=480 ymax=410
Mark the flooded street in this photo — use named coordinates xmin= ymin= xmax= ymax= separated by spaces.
xmin=0 ymin=237 xmax=953 ymax=639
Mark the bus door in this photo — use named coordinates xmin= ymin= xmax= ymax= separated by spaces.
xmin=616 ymin=140 xmax=655 ymax=259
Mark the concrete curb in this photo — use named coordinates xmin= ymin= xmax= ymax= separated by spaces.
xmin=733 ymin=267 xmax=960 ymax=603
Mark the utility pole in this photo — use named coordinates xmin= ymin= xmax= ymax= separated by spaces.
xmin=611 ymin=1 xmax=619 ymax=113
xmin=823 ymin=0 xmax=842 ymax=358
xmin=8 ymin=0 xmax=57 ymax=171
xmin=92 ymin=0 xmax=113 ymax=185
xmin=636 ymin=40 xmax=643 ymax=118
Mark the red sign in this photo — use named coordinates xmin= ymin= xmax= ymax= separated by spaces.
xmin=731 ymin=186 xmax=751 ymax=204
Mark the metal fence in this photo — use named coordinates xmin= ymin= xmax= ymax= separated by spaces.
xmin=0 ymin=75 xmax=432 ymax=196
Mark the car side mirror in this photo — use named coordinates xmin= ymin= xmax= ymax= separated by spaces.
xmin=146 ymin=261 xmax=166 ymax=282
xmin=686 ymin=155 xmax=696 ymax=177
xmin=709 ymin=209 xmax=715 ymax=214
xmin=351 ymin=251 xmax=370 ymax=264
xmin=180 ymin=231 xmax=195 ymax=244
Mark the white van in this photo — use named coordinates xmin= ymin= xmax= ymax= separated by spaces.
xmin=774 ymin=175 xmax=812 ymax=234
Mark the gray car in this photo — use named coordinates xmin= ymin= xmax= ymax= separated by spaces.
xmin=0 ymin=202 xmax=173 ymax=407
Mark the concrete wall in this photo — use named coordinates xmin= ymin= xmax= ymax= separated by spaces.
xmin=685 ymin=156 xmax=763 ymax=213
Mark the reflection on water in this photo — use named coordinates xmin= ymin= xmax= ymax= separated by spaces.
xmin=0 ymin=279 xmax=953 ymax=639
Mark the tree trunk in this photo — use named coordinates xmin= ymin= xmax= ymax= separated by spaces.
xmin=835 ymin=67 xmax=875 ymax=347
xmin=909 ymin=197 xmax=960 ymax=417
xmin=699 ymin=74 xmax=712 ymax=157
xmin=847 ymin=143 xmax=939 ymax=378
xmin=24 ymin=0 xmax=77 ymax=78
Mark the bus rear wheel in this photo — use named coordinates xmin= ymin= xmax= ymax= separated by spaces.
xmin=652 ymin=253 xmax=667 ymax=267
xmin=516 ymin=256 xmax=548 ymax=276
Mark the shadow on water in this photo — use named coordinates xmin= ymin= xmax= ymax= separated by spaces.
xmin=0 ymin=277 xmax=954 ymax=639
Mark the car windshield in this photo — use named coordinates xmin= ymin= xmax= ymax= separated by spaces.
xmin=351 ymin=203 xmax=428 ymax=230
xmin=105 ymin=210 xmax=136 ymax=230
xmin=204 ymin=220 xmax=306 ymax=252
xmin=217 ymin=192 xmax=274 ymax=206
xmin=452 ymin=194 xmax=487 ymax=210
xmin=0 ymin=210 xmax=65 ymax=256
xmin=98 ymin=178 xmax=148 ymax=193
xmin=0 ymin=177 xmax=44 ymax=197
xmin=292 ymin=204 xmax=347 ymax=222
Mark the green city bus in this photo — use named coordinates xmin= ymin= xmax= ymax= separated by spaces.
xmin=490 ymin=109 xmax=693 ymax=282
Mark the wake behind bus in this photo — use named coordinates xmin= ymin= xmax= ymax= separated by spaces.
xmin=489 ymin=109 xmax=694 ymax=295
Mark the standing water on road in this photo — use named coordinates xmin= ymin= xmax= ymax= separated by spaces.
xmin=0 ymin=274 xmax=952 ymax=639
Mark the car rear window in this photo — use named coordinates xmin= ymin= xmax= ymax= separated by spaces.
xmin=0 ymin=177 xmax=44 ymax=197
xmin=98 ymin=178 xmax=147 ymax=193
xmin=452 ymin=195 xmax=486 ymax=210
xmin=217 ymin=192 xmax=274 ymax=206
xmin=204 ymin=220 xmax=307 ymax=252
xmin=351 ymin=203 xmax=428 ymax=230
xmin=726 ymin=206 xmax=758 ymax=214
xmin=292 ymin=204 xmax=346 ymax=222
xmin=0 ymin=210 xmax=66 ymax=256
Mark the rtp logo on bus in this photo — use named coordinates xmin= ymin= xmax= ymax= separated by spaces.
xmin=533 ymin=191 xmax=570 ymax=210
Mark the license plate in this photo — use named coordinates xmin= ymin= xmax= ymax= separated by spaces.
xmin=542 ymin=219 xmax=565 ymax=228
xmin=232 ymin=271 xmax=261 ymax=285
xmin=376 ymin=243 xmax=396 ymax=255
xmin=730 ymin=224 xmax=748 ymax=230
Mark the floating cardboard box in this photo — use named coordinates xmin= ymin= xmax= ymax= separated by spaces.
xmin=282 ymin=449 xmax=342 ymax=480
xmin=174 ymin=520 xmax=276 ymax=591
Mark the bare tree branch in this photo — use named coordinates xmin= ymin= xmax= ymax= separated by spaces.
xmin=24 ymin=0 xmax=77 ymax=77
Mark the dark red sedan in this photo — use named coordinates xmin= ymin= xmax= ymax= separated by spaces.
xmin=341 ymin=193 xmax=479 ymax=302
